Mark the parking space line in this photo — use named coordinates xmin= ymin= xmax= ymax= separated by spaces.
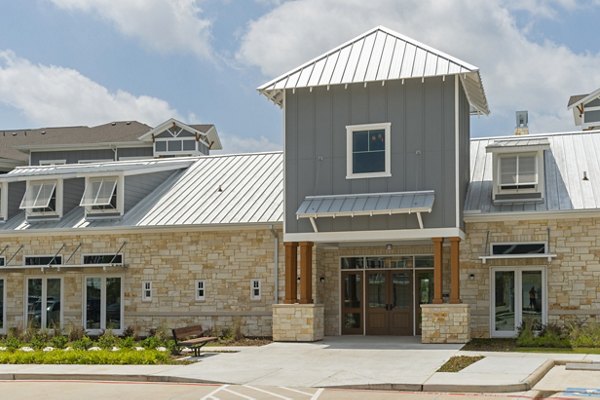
xmin=244 ymin=385 xmax=292 ymax=399
xmin=222 ymin=386 xmax=257 ymax=400
xmin=278 ymin=386 xmax=315 ymax=397
xmin=310 ymin=388 xmax=324 ymax=400
xmin=201 ymin=384 xmax=229 ymax=400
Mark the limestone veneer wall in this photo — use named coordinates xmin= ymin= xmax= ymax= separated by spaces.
xmin=462 ymin=217 xmax=600 ymax=338
xmin=0 ymin=227 xmax=284 ymax=337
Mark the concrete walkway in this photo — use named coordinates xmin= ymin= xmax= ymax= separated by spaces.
xmin=1 ymin=336 xmax=600 ymax=393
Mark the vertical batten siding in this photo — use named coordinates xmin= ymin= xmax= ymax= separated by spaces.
xmin=117 ymin=147 xmax=153 ymax=160
xmin=124 ymin=170 xmax=176 ymax=213
xmin=63 ymin=178 xmax=85 ymax=214
xmin=7 ymin=181 xmax=25 ymax=218
xmin=31 ymin=149 xmax=116 ymax=165
xmin=285 ymin=78 xmax=469 ymax=234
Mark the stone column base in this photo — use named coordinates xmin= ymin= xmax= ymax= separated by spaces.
xmin=272 ymin=304 xmax=324 ymax=342
xmin=421 ymin=303 xmax=470 ymax=344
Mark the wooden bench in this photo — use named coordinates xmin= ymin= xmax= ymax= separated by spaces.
xmin=172 ymin=325 xmax=218 ymax=357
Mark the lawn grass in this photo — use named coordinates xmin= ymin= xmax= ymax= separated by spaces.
xmin=437 ymin=356 xmax=484 ymax=372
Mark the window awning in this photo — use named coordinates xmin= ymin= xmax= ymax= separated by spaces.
xmin=296 ymin=190 xmax=434 ymax=231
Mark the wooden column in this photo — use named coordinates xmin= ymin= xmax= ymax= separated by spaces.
xmin=299 ymin=241 xmax=313 ymax=304
xmin=284 ymin=242 xmax=298 ymax=304
xmin=432 ymin=237 xmax=444 ymax=304
xmin=450 ymin=237 xmax=461 ymax=304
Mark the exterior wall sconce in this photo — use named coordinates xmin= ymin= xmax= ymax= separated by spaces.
xmin=385 ymin=243 xmax=393 ymax=252
xmin=319 ymin=276 xmax=325 ymax=283
xmin=469 ymin=273 xmax=475 ymax=280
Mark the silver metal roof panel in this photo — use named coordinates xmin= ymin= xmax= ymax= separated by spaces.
xmin=258 ymin=26 xmax=489 ymax=115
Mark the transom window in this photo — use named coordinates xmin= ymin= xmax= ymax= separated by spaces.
xmin=82 ymin=254 xmax=123 ymax=265
xmin=491 ymin=243 xmax=546 ymax=255
xmin=25 ymin=255 xmax=62 ymax=266
xmin=499 ymin=154 xmax=537 ymax=190
xmin=20 ymin=180 xmax=59 ymax=217
xmin=346 ymin=123 xmax=391 ymax=179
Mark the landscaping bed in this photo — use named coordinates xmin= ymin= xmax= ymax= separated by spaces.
xmin=437 ymin=355 xmax=484 ymax=372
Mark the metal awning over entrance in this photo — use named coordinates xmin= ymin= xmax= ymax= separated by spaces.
xmin=296 ymin=190 xmax=434 ymax=231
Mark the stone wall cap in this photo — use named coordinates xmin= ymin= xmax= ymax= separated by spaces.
xmin=421 ymin=303 xmax=470 ymax=309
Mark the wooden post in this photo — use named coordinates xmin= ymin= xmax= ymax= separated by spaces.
xmin=450 ymin=237 xmax=461 ymax=304
xmin=284 ymin=242 xmax=298 ymax=304
xmin=432 ymin=237 xmax=443 ymax=304
xmin=299 ymin=241 xmax=313 ymax=304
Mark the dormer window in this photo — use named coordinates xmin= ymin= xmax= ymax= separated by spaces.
xmin=153 ymin=125 xmax=207 ymax=157
xmin=486 ymin=138 xmax=549 ymax=204
xmin=80 ymin=176 xmax=123 ymax=218
xmin=20 ymin=180 xmax=62 ymax=220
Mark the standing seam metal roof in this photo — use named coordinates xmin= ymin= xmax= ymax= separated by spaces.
xmin=258 ymin=26 xmax=489 ymax=115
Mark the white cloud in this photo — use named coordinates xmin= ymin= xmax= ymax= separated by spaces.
xmin=237 ymin=0 xmax=600 ymax=134
xmin=214 ymin=132 xmax=281 ymax=155
xmin=49 ymin=0 xmax=213 ymax=59
xmin=0 ymin=50 xmax=181 ymax=126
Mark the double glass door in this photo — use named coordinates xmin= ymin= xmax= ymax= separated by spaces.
xmin=366 ymin=270 xmax=412 ymax=335
xmin=492 ymin=268 xmax=545 ymax=336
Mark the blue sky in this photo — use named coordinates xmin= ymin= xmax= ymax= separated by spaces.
xmin=0 ymin=0 xmax=599 ymax=153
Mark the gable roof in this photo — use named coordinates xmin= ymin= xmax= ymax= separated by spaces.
xmin=466 ymin=130 xmax=600 ymax=216
xmin=567 ymin=87 xmax=600 ymax=109
xmin=258 ymin=26 xmax=489 ymax=115
xmin=137 ymin=118 xmax=222 ymax=150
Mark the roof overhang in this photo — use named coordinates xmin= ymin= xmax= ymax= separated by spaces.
xmin=485 ymin=138 xmax=550 ymax=154
xmin=138 ymin=118 xmax=222 ymax=150
xmin=567 ymin=87 xmax=600 ymax=110
xmin=16 ymin=141 xmax=147 ymax=153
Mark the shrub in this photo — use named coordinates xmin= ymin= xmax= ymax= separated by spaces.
xmin=517 ymin=320 xmax=570 ymax=348
xmin=67 ymin=325 xmax=86 ymax=342
xmin=97 ymin=330 xmax=120 ymax=349
xmin=50 ymin=335 xmax=69 ymax=349
xmin=120 ymin=336 xmax=136 ymax=349
xmin=29 ymin=331 xmax=52 ymax=350
xmin=569 ymin=322 xmax=600 ymax=348
xmin=2 ymin=335 xmax=22 ymax=351
xmin=0 ymin=349 xmax=172 ymax=365
xmin=71 ymin=336 xmax=94 ymax=351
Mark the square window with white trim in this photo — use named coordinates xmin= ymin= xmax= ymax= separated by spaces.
xmin=142 ymin=281 xmax=152 ymax=302
xmin=20 ymin=180 xmax=61 ymax=219
xmin=80 ymin=176 xmax=122 ymax=217
xmin=195 ymin=280 xmax=206 ymax=301
xmin=346 ymin=123 xmax=391 ymax=179
xmin=250 ymin=279 xmax=261 ymax=300
xmin=499 ymin=154 xmax=537 ymax=190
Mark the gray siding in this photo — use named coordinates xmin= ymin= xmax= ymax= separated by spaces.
xmin=285 ymin=77 xmax=469 ymax=234
xmin=124 ymin=170 xmax=176 ymax=213
xmin=585 ymin=98 xmax=600 ymax=107
xmin=458 ymin=82 xmax=471 ymax=229
xmin=7 ymin=181 xmax=25 ymax=219
xmin=117 ymin=147 xmax=153 ymax=160
xmin=31 ymin=146 xmax=153 ymax=165
xmin=63 ymin=178 xmax=85 ymax=214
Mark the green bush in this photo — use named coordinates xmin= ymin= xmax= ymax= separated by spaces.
xmin=97 ymin=330 xmax=120 ymax=349
xmin=1 ymin=335 xmax=22 ymax=351
xmin=517 ymin=320 xmax=570 ymax=348
xmin=50 ymin=335 xmax=69 ymax=349
xmin=569 ymin=322 xmax=600 ymax=348
xmin=0 ymin=349 xmax=172 ymax=365
xmin=71 ymin=336 xmax=94 ymax=351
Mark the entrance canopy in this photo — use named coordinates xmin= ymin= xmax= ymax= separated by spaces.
xmin=296 ymin=190 xmax=434 ymax=231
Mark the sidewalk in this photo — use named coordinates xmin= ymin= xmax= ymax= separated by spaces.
xmin=0 ymin=337 xmax=599 ymax=393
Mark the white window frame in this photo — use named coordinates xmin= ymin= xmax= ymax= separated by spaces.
xmin=195 ymin=280 xmax=206 ymax=301
xmin=582 ymin=99 xmax=600 ymax=129
xmin=24 ymin=254 xmax=63 ymax=266
xmin=491 ymin=149 xmax=545 ymax=203
xmin=24 ymin=276 xmax=64 ymax=330
xmin=39 ymin=159 xmax=66 ymax=166
xmin=80 ymin=175 xmax=124 ymax=218
xmin=250 ymin=279 xmax=261 ymax=301
xmin=490 ymin=242 xmax=547 ymax=256
xmin=346 ymin=122 xmax=391 ymax=179
xmin=81 ymin=253 xmax=124 ymax=266
xmin=0 ymin=278 xmax=5 ymax=334
xmin=83 ymin=275 xmax=124 ymax=335
xmin=490 ymin=266 xmax=547 ymax=338
xmin=78 ymin=159 xmax=114 ymax=164
xmin=497 ymin=153 xmax=538 ymax=191
xmin=142 ymin=281 xmax=152 ymax=302
xmin=20 ymin=179 xmax=63 ymax=220
xmin=0 ymin=182 xmax=7 ymax=222
xmin=0 ymin=256 xmax=5 ymax=267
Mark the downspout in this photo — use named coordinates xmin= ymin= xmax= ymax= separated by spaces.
xmin=270 ymin=225 xmax=279 ymax=304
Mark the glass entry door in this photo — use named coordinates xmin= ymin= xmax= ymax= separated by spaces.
xmin=341 ymin=271 xmax=363 ymax=334
xmin=492 ymin=268 xmax=544 ymax=337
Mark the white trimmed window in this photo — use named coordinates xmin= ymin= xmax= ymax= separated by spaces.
xmin=142 ymin=281 xmax=152 ymax=302
xmin=498 ymin=154 xmax=537 ymax=190
xmin=20 ymin=179 xmax=62 ymax=219
xmin=82 ymin=254 xmax=123 ymax=265
xmin=39 ymin=160 xmax=66 ymax=166
xmin=80 ymin=176 xmax=122 ymax=217
xmin=195 ymin=280 xmax=206 ymax=301
xmin=250 ymin=279 xmax=261 ymax=300
xmin=346 ymin=123 xmax=391 ymax=179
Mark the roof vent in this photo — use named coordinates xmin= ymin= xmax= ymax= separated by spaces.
xmin=111 ymin=122 xmax=117 ymax=126
xmin=514 ymin=111 xmax=529 ymax=135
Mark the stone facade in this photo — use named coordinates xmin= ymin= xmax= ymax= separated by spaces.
xmin=0 ymin=227 xmax=284 ymax=337
xmin=462 ymin=217 xmax=600 ymax=338
xmin=272 ymin=303 xmax=324 ymax=341
xmin=421 ymin=304 xmax=470 ymax=343
xmin=315 ymin=244 xmax=452 ymax=336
